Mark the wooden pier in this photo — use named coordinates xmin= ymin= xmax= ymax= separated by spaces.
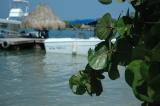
xmin=0 ymin=38 xmax=45 ymax=50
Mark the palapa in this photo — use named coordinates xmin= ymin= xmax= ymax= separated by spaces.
xmin=22 ymin=4 xmax=65 ymax=30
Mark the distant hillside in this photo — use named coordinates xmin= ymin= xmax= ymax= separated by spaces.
xmin=68 ymin=19 xmax=96 ymax=25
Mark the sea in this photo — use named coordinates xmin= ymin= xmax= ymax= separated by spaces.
xmin=48 ymin=29 xmax=95 ymax=39
xmin=0 ymin=29 xmax=141 ymax=106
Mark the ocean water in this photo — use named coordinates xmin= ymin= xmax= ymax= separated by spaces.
xmin=0 ymin=29 xmax=141 ymax=106
xmin=0 ymin=49 xmax=141 ymax=106
xmin=49 ymin=29 xmax=95 ymax=39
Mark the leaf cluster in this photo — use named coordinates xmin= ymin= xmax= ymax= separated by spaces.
xmin=69 ymin=0 xmax=160 ymax=105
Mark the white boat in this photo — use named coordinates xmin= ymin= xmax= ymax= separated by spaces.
xmin=44 ymin=37 xmax=102 ymax=55
xmin=0 ymin=0 xmax=29 ymax=37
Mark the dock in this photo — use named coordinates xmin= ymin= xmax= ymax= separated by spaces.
xmin=0 ymin=38 xmax=45 ymax=50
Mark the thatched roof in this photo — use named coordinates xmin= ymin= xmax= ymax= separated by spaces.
xmin=22 ymin=4 xmax=65 ymax=30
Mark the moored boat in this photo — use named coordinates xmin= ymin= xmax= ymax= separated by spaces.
xmin=44 ymin=37 xmax=102 ymax=55
xmin=0 ymin=0 xmax=29 ymax=37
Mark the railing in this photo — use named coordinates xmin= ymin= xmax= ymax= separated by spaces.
xmin=0 ymin=29 xmax=22 ymax=38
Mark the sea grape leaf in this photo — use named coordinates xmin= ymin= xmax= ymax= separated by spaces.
xmin=88 ymin=46 xmax=108 ymax=70
xmin=75 ymin=85 xmax=86 ymax=95
xmin=125 ymin=60 xmax=152 ymax=102
xmin=125 ymin=60 xmax=149 ymax=87
xmin=85 ymin=64 xmax=105 ymax=79
xmin=95 ymin=13 xmax=114 ymax=40
xmin=115 ymin=37 xmax=132 ymax=65
xmin=132 ymin=45 xmax=150 ymax=61
xmin=107 ymin=50 xmax=120 ymax=80
xmin=90 ymin=77 xmax=103 ymax=96
xmin=145 ymin=23 xmax=160 ymax=49
xmin=147 ymin=62 xmax=160 ymax=102
xmin=95 ymin=41 xmax=108 ymax=52
xmin=116 ymin=37 xmax=132 ymax=52
xmin=148 ymin=76 xmax=160 ymax=102
xmin=123 ymin=16 xmax=133 ymax=25
xmin=108 ymin=63 xmax=120 ymax=80
xmin=72 ymin=67 xmax=104 ymax=96
xmin=69 ymin=71 xmax=88 ymax=95
xmin=98 ymin=0 xmax=112 ymax=5
xmin=151 ymin=42 xmax=160 ymax=62
xmin=148 ymin=75 xmax=160 ymax=102
xmin=116 ymin=18 xmax=131 ymax=37
xmin=128 ymin=0 xmax=141 ymax=6
xmin=116 ymin=0 xmax=126 ymax=3
xmin=125 ymin=67 xmax=134 ymax=87
xmin=70 ymin=66 xmax=105 ymax=96
xmin=133 ymin=81 xmax=153 ymax=102
xmin=150 ymin=23 xmax=160 ymax=37
xmin=116 ymin=18 xmax=125 ymax=35
xmin=148 ymin=62 xmax=160 ymax=80
xmin=147 ymin=62 xmax=160 ymax=101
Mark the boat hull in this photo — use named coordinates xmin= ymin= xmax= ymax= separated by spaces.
xmin=44 ymin=38 xmax=102 ymax=55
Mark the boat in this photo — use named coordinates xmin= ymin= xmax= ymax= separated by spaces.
xmin=44 ymin=37 xmax=102 ymax=55
xmin=0 ymin=0 xmax=29 ymax=38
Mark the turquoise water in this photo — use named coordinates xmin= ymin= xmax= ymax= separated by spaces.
xmin=49 ymin=29 xmax=94 ymax=39
xmin=0 ymin=50 xmax=141 ymax=106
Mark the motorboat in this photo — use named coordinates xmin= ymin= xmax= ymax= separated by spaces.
xmin=0 ymin=0 xmax=29 ymax=37
xmin=44 ymin=37 xmax=102 ymax=55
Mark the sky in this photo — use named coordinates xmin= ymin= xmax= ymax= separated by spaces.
xmin=0 ymin=0 xmax=134 ymax=20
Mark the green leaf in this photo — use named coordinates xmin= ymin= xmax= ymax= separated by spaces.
xmin=91 ymin=79 xmax=103 ymax=96
xmin=116 ymin=18 xmax=131 ymax=37
xmin=95 ymin=13 xmax=114 ymax=40
xmin=150 ymin=24 xmax=160 ymax=38
xmin=116 ymin=18 xmax=126 ymax=35
xmin=148 ymin=75 xmax=160 ymax=102
xmin=148 ymin=62 xmax=160 ymax=80
xmin=125 ymin=66 xmax=134 ymax=87
xmin=69 ymin=71 xmax=88 ymax=95
xmin=95 ymin=41 xmax=109 ymax=52
xmin=123 ymin=16 xmax=133 ymax=25
xmin=74 ymin=85 xmax=86 ymax=95
xmin=133 ymin=81 xmax=153 ymax=102
xmin=128 ymin=0 xmax=141 ymax=6
xmin=147 ymin=62 xmax=160 ymax=102
xmin=98 ymin=0 xmax=112 ymax=5
xmin=145 ymin=23 xmax=160 ymax=49
xmin=151 ymin=42 xmax=160 ymax=62
xmin=125 ymin=60 xmax=149 ymax=87
xmin=115 ymin=37 xmax=132 ymax=65
xmin=84 ymin=64 xmax=105 ymax=79
xmin=116 ymin=0 xmax=126 ymax=3
xmin=125 ymin=60 xmax=152 ymax=102
xmin=116 ymin=18 xmax=125 ymax=29
xmin=108 ymin=64 xmax=120 ymax=80
xmin=132 ymin=45 xmax=150 ymax=61
xmin=88 ymin=46 xmax=108 ymax=70
xmin=71 ymin=67 xmax=104 ymax=96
